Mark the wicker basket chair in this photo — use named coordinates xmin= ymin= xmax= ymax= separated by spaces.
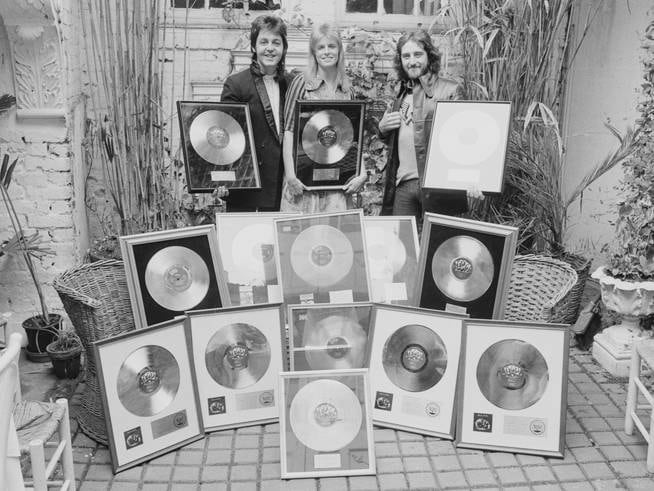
xmin=504 ymin=254 xmax=578 ymax=323
xmin=53 ymin=259 xmax=135 ymax=444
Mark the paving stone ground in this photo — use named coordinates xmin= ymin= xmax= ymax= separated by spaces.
xmin=22 ymin=340 xmax=652 ymax=491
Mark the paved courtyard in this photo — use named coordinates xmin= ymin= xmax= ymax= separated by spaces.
xmin=21 ymin=341 xmax=654 ymax=490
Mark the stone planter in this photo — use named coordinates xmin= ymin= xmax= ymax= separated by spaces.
xmin=590 ymin=266 xmax=654 ymax=376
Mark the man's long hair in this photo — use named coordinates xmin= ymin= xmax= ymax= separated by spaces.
xmin=394 ymin=30 xmax=441 ymax=82
xmin=305 ymin=23 xmax=349 ymax=89
xmin=250 ymin=15 xmax=288 ymax=76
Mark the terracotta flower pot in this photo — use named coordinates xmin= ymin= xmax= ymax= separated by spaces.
xmin=46 ymin=342 xmax=83 ymax=379
xmin=22 ymin=313 xmax=63 ymax=362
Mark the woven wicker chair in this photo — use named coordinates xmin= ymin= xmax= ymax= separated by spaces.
xmin=504 ymin=254 xmax=578 ymax=323
xmin=53 ymin=260 xmax=135 ymax=444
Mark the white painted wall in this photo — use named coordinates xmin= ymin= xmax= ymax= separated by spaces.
xmin=563 ymin=1 xmax=652 ymax=264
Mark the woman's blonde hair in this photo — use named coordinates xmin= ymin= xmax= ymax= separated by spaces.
xmin=305 ymin=23 xmax=349 ymax=89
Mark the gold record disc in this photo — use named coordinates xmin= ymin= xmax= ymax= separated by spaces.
xmin=289 ymin=379 xmax=362 ymax=452
xmin=289 ymin=224 xmax=354 ymax=288
xmin=302 ymin=315 xmax=367 ymax=369
xmin=365 ymin=225 xmax=407 ymax=279
xmin=437 ymin=109 xmax=500 ymax=166
xmin=432 ymin=235 xmax=494 ymax=302
xmin=189 ymin=110 xmax=246 ymax=166
xmin=476 ymin=339 xmax=549 ymax=410
xmin=205 ymin=323 xmax=271 ymax=389
xmin=231 ymin=223 xmax=277 ymax=284
xmin=301 ymin=109 xmax=354 ymax=164
xmin=144 ymin=246 xmax=210 ymax=311
xmin=117 ymin=345 xmax=180 ymax=417
xmin=382 ymin=324 xmax=448 ymax=393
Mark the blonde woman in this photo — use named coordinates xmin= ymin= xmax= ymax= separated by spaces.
xmin=280 ymin=23 xmax=368 ymax=213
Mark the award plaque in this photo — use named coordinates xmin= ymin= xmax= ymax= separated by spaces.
xmin=280 ymin=369 xmax=375 ymax=478
xmin=274 ymin=211 xmax=371 ymax=307
xmin=186 ymin=304 xmax=285 ymax=432
xmin=456 ymin=319 xmax=569 ymax=458
xmin=424 ymin=101 xmax=511 ymax=193
xmin=94 ymin=318 xmax=203 ymax=473
xmin=177 ymin=101 xmax=261 ymax=192
xmin=288 ymin=303 xmax=373 ymax=371
xmin=293 ymin=100 xmax=365 ymax=190
xmin=215 ymin=212 xmax=297 ymax=306
xmin=120 ymin=226 xmax=230 ymax=329
xmin=363 ymin=216 xmax=420 ymax=305
xmin=415 ymin=213 xmax=518 ymax=319
xmin=368 ymin=304 xmax=466 ymax=439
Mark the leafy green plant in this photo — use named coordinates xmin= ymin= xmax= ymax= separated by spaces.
xmin=605 ymin=20 xmax=654 ymax=280
xmin=0 ymin=154 xmax=55 ymax=325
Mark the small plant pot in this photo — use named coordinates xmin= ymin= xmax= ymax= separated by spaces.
xmin=46 ymin=343 xmax=83 ymax=379
xmin=22 ymin=313 xmax=63 ymax=362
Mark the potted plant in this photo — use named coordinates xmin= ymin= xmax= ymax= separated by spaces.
xmin=1 ymin=154 xmax=62 ymax=361
xmin=590 ymin=20 xmax=654 ymax=376
xmin=46 ymin=329 xmax=83 ymax=379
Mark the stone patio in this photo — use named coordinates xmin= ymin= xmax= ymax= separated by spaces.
xmin=18 ymin=340 xmax=654 ymax=490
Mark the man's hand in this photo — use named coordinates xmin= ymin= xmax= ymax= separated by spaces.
xmin=343 ymin=173 xmax=368 ymax=194
xmin=466 ymin=185 xmax=484 ymax=201
xmin=379 ymin=111 xmax=401 ymax=134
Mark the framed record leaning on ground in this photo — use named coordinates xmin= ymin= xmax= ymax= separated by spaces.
xmin=94 ymin=318 xmax=203 ymax=473
xmin=424 ymin=101 xmax=511 ymax=193
xmin=215 ymin=212 xmax=296 ymax=306
xmin=368 ymin=304 xmax=466 ymax=439
xmin=120 ymin=225 xmax=230 ymax=329
xmin=456 ymin=319 xmax=569 ymax=458
xmin=288 ymin=303 xmax=373 ymax=371
xmin=279 ymin=369 xmax=375 ymax=478
xmin=363 ymin=216 xmax=420 ymax=305
xmin=186 ymin=304 xmax=285 ymax=432
xmin=274 ymin=211 xmax=371 ymax=306
xmin=177 ymin=101 xmax=260 ymax=193
xmin=293 ymin=100 xmax=365 ymax=190
xmin=416 ymin=213 xmax=518 ymax=319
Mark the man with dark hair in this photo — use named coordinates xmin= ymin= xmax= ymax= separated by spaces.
xmin=378 ymin=30 xmax=477 ymax=220
xmin=220 ymin=15 xmax=294 ymax=211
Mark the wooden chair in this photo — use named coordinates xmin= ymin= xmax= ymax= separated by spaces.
xmin=0 ymin=332 xmax=76 ymax=490
xmin=625 ymin=338 xmax=654 ymax=472
xmin=504 ymin=254 xmax=578 ymax=323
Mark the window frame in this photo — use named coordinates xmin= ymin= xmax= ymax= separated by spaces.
xmin=166 ymin=0 xmax=285 ymax=27
xmin=336 ymin=0 xmax=440 ymax=30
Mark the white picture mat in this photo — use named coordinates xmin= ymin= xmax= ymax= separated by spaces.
xmin=279 ymin=369 xmax=376 ymax=479
xmin=97 ymin=321 xmax=201 ymax=468
xmin=369 ymin=306 xmax=464 ymax=438
xmin=187 ymin=306 xmax=283 ymax=430
xmin=424 ymin=101 xmax=511 ymax=193
xmin=363 ymin=216 xmax=420 ymax=304
xmin=458 ymin=323 xmax=565 ymax=453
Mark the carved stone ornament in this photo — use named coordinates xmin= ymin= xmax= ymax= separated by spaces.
xmin=0 ymin=0 xmax=65 ymax=118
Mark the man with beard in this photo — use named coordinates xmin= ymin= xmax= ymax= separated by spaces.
xmin=220 ymin=15 xmax=294 ymax=211
xmin=378 ymin=30 xmax=480 ymax=222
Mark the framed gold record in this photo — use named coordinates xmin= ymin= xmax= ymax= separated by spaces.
xmin=293 ymin=100 xmax=365 ymax=190
xmin=186 ymin=304 xmax=285 ymax=432
xmin=120 ymin=225 xmax=230 ymax=329
xmin=215 ymin=212 xmax=298 ymax=306
xmin=424 ymin=101 xmax=511 ymax=193
xmin=279 ymin=369 xmax=375 ymax=478
xmin=367 ymin=304 xmax=466 ymax=439
xmin=94 ymin=317 xmax=203 ymax=473
xmin=177 ymin=101 xmax=261 ymax=192
xmin=274 ymin=211 xmax=371 ymax=308
xmin=363 ymin=216 xmax=420 ymax=305
xmin=415 ymin=213 xmax=518 ymax=319
xmin=288 ymin=303 xmax=373 ymax=371
xmin=456 ymin=319 xmax=569 ymax=458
